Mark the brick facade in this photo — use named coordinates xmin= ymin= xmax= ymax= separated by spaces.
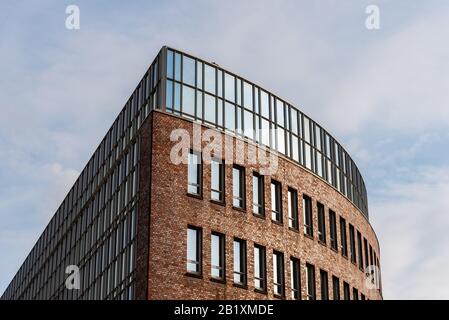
xmin=138 ymin=111 xmax=382 ymax=300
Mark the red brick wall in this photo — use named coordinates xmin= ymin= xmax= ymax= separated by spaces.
xmin=141 ymin=111 xmax=382 ymax=300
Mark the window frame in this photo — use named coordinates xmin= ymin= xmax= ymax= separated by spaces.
xmin=210 ymin=232 xmax=226 ymax=281
xmin=306 ymin=263 xmax=316 ymax=300
xmin=290 ymin=257 xmax=301 ymax=300
xmin=272 ymin=250 xmax=285 ymax=297
xmin=232 ymin=165 xmax=246 ymax=210
xmin=187 ymin=149 xmax=202 ymax=197
xmin=252 ymin=172 xmax=265 ymax=216
xmin=210 ymin=157 xmax=225 ymax=203
xmin=288 ymin=187 xmax=299 ymax=231
xmin=233 ymin=238 xmax=247 ymax=286
xmin=303 ymin=195 xmax=313 ymax=237
xmin=186 ymin=226 xmax=202 ymax=276
xmin=254 ymin=244 xmax=267 ymax=292
xmin=340 ymin=217 xmax=348 ymax=257
xmin=271 ymin=180 xmax=282 ymax=223
xmin=320 ymin=269 xmax=329 ymax=300
xmin=317 ymin=202 xmax=326 ymax=243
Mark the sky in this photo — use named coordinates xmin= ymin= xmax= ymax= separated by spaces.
xmin=1 ymin=0 xmax=449 ymax=299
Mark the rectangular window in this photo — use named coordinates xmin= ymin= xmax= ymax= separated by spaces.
xmin=243 ymin=82 xmax=253 ymax=110
xmin=186 ymin=226 xmax=202 ymax=275
xmin=211 ymin=158 xmax=224 ymax=202
xmin=271 ymin=180 xmax=282 ymax=223
xmin=187 ymin=150 xmax=201 ymax=196
xmin=349 ymin=224 xmax=356 ymax=263
xmin=204 ymin=64 xmax=216 ymax=94
xmin=273 ymin=251 xmax=284 ymax=297
xmin=364 ymin=238 xmax=369 ymax=268
xmin=357 ymin=231 xmax=364 ymax=270
xmin=353 ymin=287 xmax=359 ymax=300
xmin=233 ymin=239 xmax=247 ymax=286
xmin=317 ymin=202 xmax=326 ymax=243
xmin=182 ymin=85 xmax=195 ymax=116
xmin=288 ymin=188 xmax=299 ymax=230
xmin=232 ymin=166 xmax=245 ymax=209
xmin=182 ymin=55 xmax=195 ymax=86
xmin=290 ymin=257 xmax=301 ymax=300
xmin=211 ymin=232 xmax=225 ymax=280
xmin=254 ymin=245 xmax=266 ymax=291
xmin=205 ymin=93 xmax=216 ymax=124
xmin=361 ymin=293 xmax=366 ymax=300
xmin=306 ymin=263 xmax=316 ymax=300
xmin=225 ymin=102 xmax=235 ymax=131
xmin=225 ymin=73 xmax=235 ymax=102
xmin=332 ymin=276 xmax=340 ymax=300
xmin=329 ymin=210 xmax=338 ymax=251
xmin=343 ymin=282 xmax=350 ymax=300
xmin=252 ymin=173 xmax=264 ymax=216
xmin=340 ymin=217 xmax=348 ymax=257
xmin=303 ymin=195 xmax=313 ymax=237
xmin=320 ymin=269 xmax=329 ymax=300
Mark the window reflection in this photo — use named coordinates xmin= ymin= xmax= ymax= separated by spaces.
xmin=183 ymin=56 xmax=195 ymax=86
xmin=204 ymin=64 xmax=216 ymax=94
xmin=182 ymin=85 xmax=195 ymax=116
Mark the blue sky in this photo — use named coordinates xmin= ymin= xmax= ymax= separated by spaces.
xmin=1 ymin=0 xmax=449 ymax=299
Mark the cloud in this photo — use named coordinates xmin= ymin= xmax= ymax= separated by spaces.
xmin=371 ymin=165 xmax=449 ymax=299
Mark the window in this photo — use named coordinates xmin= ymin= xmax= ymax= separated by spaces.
xmin=340 ymin=217 xmax=348 ymax=257
xmin=186 ymin=226 xmax=202 ymax=275
xmin=306 ymin=263 xmax=316 ymax=300
xmin=357 ymin=231 xmax=364 ymax=270
xmin=349 ymin=224 xmax=356 ymax=263
xmin=343 ymin=282 xmax=350 ymax=300
xmin=204 ymin=64 xmax=216 ymax=94
xmin=233 ymin=239 xmax=247 ymax=286
xmin=290 ymin=257 xmax=301 ymax=300
xmin=329 ymin=210 xmax=338 ymax=251
xmin=243 ymin=82 xmax=253 ymax=110
xmin=211 ymin=232 xmax=225 ymax=280
xmin=317 ymin=202 xmax=326 ymax=243
xmin=225 ymin=73 xmax=235 ymax=102
xmin=205 ymin=93 xmax=216 ymax=124
xmin=182 ymin=85 xmax=195 ymax=116
xmin=273 ymin=251 xmax=284 ymax=297
xmin=167 ymin=50 xmax=174 ymax=78
xmin=252 ymin=173 xmax=264 ymax=216
xmin=364 ymin=238 xmax=369 ymax=269
xmin=187 ymin=150 xmax=201 ymax=196
xmin=320 ymin=270 xmax=329 ymax=300
xmin=332 ymin=276 xmax=340 ymax=300
xmin=182 ymin=56 xmax=195 ymax=86
xmin=288 ymin=188 xmax=299 ymax=230
xmin=303 ymin=195 xmax=313 ymax=237
xmin=361 ymin=293 xmax=366 ymax=300
xmin=225 ymin=102 xmax=235 ymax=131
xmin=254 ymin=245 xmax=266 ymax=291
xmin=232 ymin=166 xmax=245 ymax=209
xmin=369 ymin=245 xmax=373 ymax=267
xmin=271 ymin=180 xmax=282 ymax=223
xmin=211 ymin=158 xmax=224 ymax=202
xmin=353 ymin=287 xmax=359 ymax=300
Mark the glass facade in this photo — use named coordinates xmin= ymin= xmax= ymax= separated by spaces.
xmin=164 ymin=47 xmax=369 ymax=219
xmin=1 ymin=48 xmax=162 ymax=300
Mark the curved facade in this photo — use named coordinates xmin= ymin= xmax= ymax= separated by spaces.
xmin=1 ymin=46 xmax=381 ymax=301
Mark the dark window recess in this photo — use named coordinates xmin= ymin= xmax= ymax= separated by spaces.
xmin=317 ymin=202 xmax=326 ymax=243
xmin=303 ymin=195 xmax=313 ymax=237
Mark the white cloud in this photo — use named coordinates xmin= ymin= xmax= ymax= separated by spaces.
xmin=371 ymin=166 xmax=449 ymax=299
